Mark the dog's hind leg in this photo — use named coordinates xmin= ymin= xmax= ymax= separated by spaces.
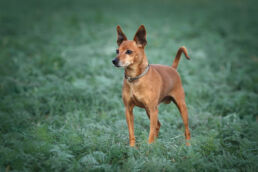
xmin=170 ymin=88 xmax=191 ymax=146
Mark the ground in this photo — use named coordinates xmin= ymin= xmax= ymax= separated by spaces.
xmin=0 ymin=0 xmax=258 ymax=171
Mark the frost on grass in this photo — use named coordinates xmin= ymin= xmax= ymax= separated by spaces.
xmin=0 ymin=0 xmax=257 ymax=171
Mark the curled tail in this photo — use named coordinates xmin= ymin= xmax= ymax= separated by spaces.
xmin=172 ymin=46 xmax=190 ymax=69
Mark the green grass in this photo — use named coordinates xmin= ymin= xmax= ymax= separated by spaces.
xmin=0 ymin=0 xmax=258 ymax=171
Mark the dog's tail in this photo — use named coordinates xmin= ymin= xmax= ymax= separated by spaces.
xmin=172 ymin=46 xmax=190 ymax=69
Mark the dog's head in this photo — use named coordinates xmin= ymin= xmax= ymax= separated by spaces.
xmin=112 ymin=25 xmax=147 ymax=67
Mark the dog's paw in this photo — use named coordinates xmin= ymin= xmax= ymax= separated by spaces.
xmin=186 ymin=141 xmax=191 ymax=146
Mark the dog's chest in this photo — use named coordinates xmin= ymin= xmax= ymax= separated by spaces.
xmin=127 ymin=82 xmax=146 ymax=107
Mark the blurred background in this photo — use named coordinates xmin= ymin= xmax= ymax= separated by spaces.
xmin=0 ymin=0 xmax=257 ymax=171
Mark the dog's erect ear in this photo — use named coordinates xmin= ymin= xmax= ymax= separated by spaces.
xmin=117 ymin=25 xmax=127 ymax=46
xmin=133 ymin=25 xmax=147 ymax=48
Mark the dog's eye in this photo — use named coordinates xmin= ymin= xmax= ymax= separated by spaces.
xmin=116 ymin=49 xmax=119 ymax=54
xmin=126 ymin=50 xmax=132 ymax=54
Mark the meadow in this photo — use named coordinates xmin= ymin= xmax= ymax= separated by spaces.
xmin=0 ymin=0 xmax=257 ymax=171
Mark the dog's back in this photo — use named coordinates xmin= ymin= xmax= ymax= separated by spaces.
xmin=151 ymin=64 xmax=182 ymax=102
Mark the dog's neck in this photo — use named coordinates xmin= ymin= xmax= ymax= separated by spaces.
xmin=125 ymin=54 xmax=149 ymax=78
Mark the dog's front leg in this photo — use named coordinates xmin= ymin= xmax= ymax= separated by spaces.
xmin=125 ymin=105 xmax=135 ymax=146
xmin=145 ymin=109 xmax=161 ymax=137
xmin=146 ymin=106 xmax=159 ymax=144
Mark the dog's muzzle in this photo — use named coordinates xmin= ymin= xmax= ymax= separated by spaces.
xmin=112 ymin=58 xmax=120 ymax=67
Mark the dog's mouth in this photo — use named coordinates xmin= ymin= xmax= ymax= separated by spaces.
xmin=112 ymin=58 xmax=131 ymax=68
xmin=113 ymin=63 xmax=120 ymax=67
xmin=112 ymin=58 xmax=124 ymax=67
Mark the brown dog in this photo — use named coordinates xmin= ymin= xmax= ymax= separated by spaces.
xmin=112 ymin=25 xmax=191 ymax=146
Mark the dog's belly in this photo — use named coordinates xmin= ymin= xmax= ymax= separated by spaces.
xmin=160 ymin=96 xmax=172 ymax=104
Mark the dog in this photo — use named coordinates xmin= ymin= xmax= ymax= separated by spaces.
xmin=112 ymin=25 xmax=191 ymax=146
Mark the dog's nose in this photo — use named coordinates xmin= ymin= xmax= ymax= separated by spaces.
xmin=112 ymin=58 xmax=119 ymax=66
xmin=112 ymin=59 xmax=116 ymax=64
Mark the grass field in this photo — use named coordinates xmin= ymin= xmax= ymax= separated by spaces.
xmin=0 ymin=0 xmax=258 ymax=171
